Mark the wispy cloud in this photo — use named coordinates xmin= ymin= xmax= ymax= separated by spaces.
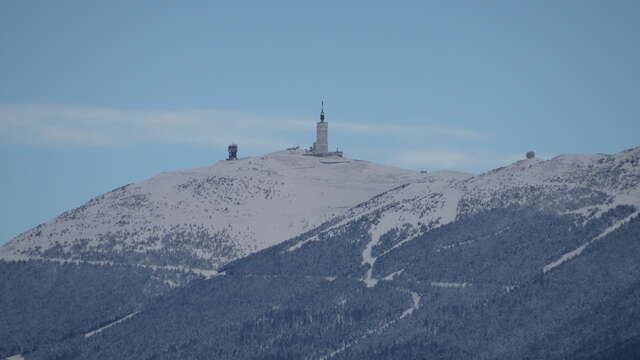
xmin=390 ymin=149 xmax=475 ymax=168
xmin=332 ymin=123 xmax=483 ymax=140
xmin=0 ymin=105 xmax=305 ymax=149
xmin=0 ymin=105 xmax=482 ymax=149
xmin=2 ymin=104 xmax=524 ymax=172
xmin=384 ymin=148 xmax=534 ymax=173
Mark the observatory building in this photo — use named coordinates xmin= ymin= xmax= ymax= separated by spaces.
xmin=227 ymin=143 xmax=238 ymax=160
xmin=306 ymin=102 xmax=343 ymax=157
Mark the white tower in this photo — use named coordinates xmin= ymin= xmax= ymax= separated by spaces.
xmin=315 ymin=102 xmax=328 ymax=154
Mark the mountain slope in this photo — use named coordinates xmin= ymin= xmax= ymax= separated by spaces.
xmin=27 ymin=146 xmax=640 ymax=360
xmin=239 ymin=147 xmax=640 ymax=285
xmin=0 ymin=149 xmax=423 ymax=271
xmin=0 ymin=259 xmax=189 ymax=359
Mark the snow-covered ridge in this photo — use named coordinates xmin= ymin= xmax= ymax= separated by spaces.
xmin=282 ymin=147 xmax=639 ymax=288
xmin=3 ymin=146 xmax=639 ymax=278
xmin=459 ymin=146 xmax=640 ymax=217
xmin=0 ymin=150 xmax=423 ymax=270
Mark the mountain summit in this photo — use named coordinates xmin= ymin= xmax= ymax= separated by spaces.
xmin=0 ymin=149 xmax=424 ymax=271
xmin=1 ymin=147 xmax=639 ymax=360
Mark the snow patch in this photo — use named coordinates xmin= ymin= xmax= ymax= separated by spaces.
xmin=382 ymin=270 xmax=404 ymax=281
xmin=543 ymin=211 xmax=639 ymax=273
xmin=431 ymin=281 xmax=470 ymax=288
xmin=359 ymin=181 xmax=465 ymax=288
xmin=361 ymin=214 xmax=403 ymax=287
xmin=84 ymin=311 xmax=139 ymax=338
xmin=400 ymin=290 xmax=421 ymax=319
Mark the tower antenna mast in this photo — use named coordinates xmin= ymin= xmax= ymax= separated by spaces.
xmin=305 ymin=98 xmax=342 ymax=158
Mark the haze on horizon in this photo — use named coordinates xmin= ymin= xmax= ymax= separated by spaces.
xmin=1 ymin=0 xmax=639 ymax=243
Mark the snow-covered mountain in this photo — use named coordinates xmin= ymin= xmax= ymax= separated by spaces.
xmin=17 ymin=146 xmax=636 ymax=360
xmin=3 ymin=146 xmax=640 ymax=360
xmin=0 ymin=149 xmax=423 ymax=271
xmin=278 ymin=147 xmax=640 ymax=287
xmin=4 ymin=146 xmax=638 ymax=275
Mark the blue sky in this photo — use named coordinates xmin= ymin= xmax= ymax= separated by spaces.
xmin=1 ymin=0 xmax=639 ymax=243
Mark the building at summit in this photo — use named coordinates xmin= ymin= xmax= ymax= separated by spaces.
xmin=307 ymin=101 xmax=342 ymax=157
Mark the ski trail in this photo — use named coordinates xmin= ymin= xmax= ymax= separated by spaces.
xmin=84 ymin=311 xmax=139 ymax=338
xmin=361 ymin=226 xmax=383 ymax=287
xmin=544 ymin=211 xmax=638 ymax=273
xmin=399 ymin=289 xmax=421 ymax=319
xmin=430 ymin=281 xmax=470 ymax=288
xmin=361 ymin=213 xmax=404 ymax=287
xmin=377 ymin=234 xmax=421 ymax=259
xmin=361 ymin=186 xmax=463 ymax=288
xmin=318 ymin=288 xmax=421 ymax=360
xmin=382 ymin=269 xmax=404 ymax=281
